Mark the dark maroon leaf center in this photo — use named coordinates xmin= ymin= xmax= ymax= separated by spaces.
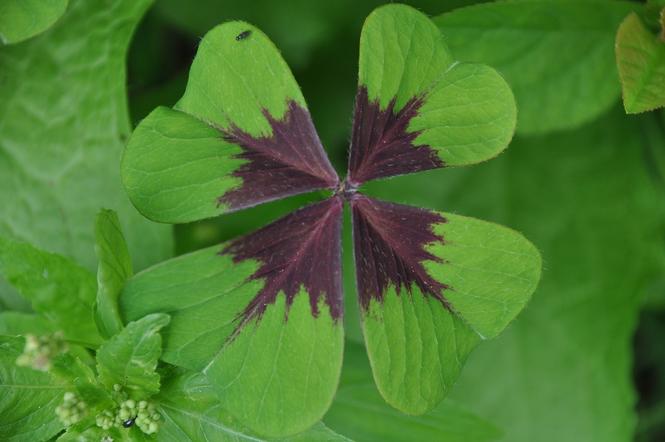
xmin=347 ymin=86 xmax=444 ymax=185
xmin=350 ymin=195 xmax=450 ymax=311
xmin=222 ymin=197 xmax=343 ymax=329
xmin=218 ymin=100 xmax=339 ymax=210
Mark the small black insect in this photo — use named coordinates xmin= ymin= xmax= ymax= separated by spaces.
xmin=122 ymin=418 xmax=135 ymax=428
xmin=236 ymin=30 xmax=251 ymax=41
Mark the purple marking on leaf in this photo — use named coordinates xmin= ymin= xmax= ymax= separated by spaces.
xmin=350 ymin=194 xmax=451 ymax=311
xmin=219 ymin=100 xmax=339 ymax=210
xmin=222 ymin=197 xmax=343 ymax=329
xmin=347 ymin=86 xmax=444 ymax=185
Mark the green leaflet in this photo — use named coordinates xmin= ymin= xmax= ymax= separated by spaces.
xmin=0 ymin=0 xmax=68 ymax=45
xmin=616 ymin=12 xmax=665 ymax=114
xmin=96 ymin=313 xmax=170 ymax=399
xmin=122 ymin=107 xmax=244 ymax=223
xmin=94 ymin=209 xmax=133 ymax=338
xmin=0 ymin=236 xmax=101 ymax=346
xmin=0 ymin=0 xmax=172 ymax=271
xmin=324 ymin=342 xmax=501 ymax=442
xmin=120 ymin=247 xmax=343 ymax=437
xmin=122 ymin=21 xmax=336 ymax=224
xmin=358 ymin=4 xmax=516 ymax=168
xmin=435 ymin=0 xmax=636 ymax=134
xmin=426 ymin=213 xmax=542 ymax=339
xmin=157 ymin=370 xmax=352 ymax=441
xmin=0 ymin=335 xmax=66 ymax=441
xmin=360 ymin=212 xmax=540 ymax=413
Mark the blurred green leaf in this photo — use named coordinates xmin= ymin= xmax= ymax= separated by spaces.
xmin=363 ymin=106 xmax=665 ymax=441
xmin=0 ymin=0 xmax=68 ymax=45
xmin=0 ymin=0 xmax=172 ymax=272
xmin=0 ymin=311 xmax=55 ymax=335
xmin=435 ymin=0 xmax=636 ymax=134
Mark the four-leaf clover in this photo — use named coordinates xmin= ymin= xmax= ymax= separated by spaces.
xmin=120 ymin=4 xmax=541 ymax=437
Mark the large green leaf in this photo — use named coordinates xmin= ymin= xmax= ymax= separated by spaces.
xmin=364 ymin=107 xmax=665 ymax=441
xmin=349 ymin=4 xmax=516 ymax=184
xmin=0 ymin=335 xmax=66 ymax=441
xmin=616 ymin=12 xmax=665 ymax=114
xmin=0 ymin=0 xmax=171 ymax=271
xmin=96 ymin=313 xmax=169 ymax=399
xmin=350 ymin=197 xmax=540 ymax=413
xmin=157 ymin=370 xmax=352 ymax=441
xmin=435 ymin=0 xmax=636 ymax=134
xmin=0 ymin=0 xmax=68 ymax=45
xmin=324 ymin=342 xmax=501 ymax=442
xmin=0 ymin=236 xmax=101 ymax=346
xmin=120 ymin=200 xmax=345 ymax=437
xmin=123 ymin=21 xmax=338 ymax=224
xmin=94 ymin=209 xmax=133 ymax=338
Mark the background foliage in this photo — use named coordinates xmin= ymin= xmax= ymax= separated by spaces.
xmin=1 ymin=0 xmax=665 ymax=441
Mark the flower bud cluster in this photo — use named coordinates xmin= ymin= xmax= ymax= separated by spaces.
xmin=94 ymin=385 xmax=161 ymax=435
xmin=15 ymin=332 xmax=67 ymax=371
xmin=55 ymin=392 xmax=86 ymax=427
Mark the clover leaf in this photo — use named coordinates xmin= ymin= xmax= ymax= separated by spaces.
xmin=120 ymin=4 xmax=541 ymax=437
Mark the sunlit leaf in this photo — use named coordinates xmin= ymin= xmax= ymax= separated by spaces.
xmin=616 ymin=12 xmax=665 ymax=114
